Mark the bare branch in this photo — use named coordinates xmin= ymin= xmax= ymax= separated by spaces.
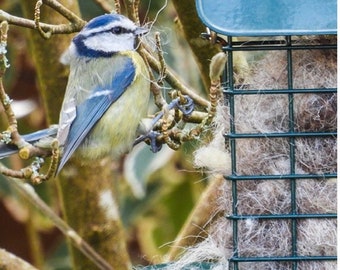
xmin=0 ymin=10 xmax=85 ymax=34
xmin=0 ymin=163 xmax=26 ymax=179
xmin=6 ymin=176 xmax=113 ymax=270
xmin=0 ymin=248 xmax=38 ymax=270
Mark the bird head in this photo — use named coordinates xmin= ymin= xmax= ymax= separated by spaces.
xmin=61 ymin=13 xmax=148 ymax=62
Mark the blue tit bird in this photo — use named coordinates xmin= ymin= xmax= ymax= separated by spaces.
xmin=56 ymin=13 xmax=150 ymax=174
xmin=0 ymin=13 xmax=151 ymax=175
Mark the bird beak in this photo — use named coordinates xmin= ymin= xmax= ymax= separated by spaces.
xmin=134 ymin=26 xmax=149 ymax=36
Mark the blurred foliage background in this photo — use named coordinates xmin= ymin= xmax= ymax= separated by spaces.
xmin=0 ymin=0 xmax=217 ymax=269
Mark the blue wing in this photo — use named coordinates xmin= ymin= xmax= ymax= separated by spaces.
xmin=57 ymin=57 xmax=136 ymax=173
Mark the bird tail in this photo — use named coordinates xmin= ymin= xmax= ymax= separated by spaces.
xmin=0 ymin=126 xmax=58 ymax=159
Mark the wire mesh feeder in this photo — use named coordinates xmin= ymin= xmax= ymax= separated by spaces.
xmin=221 ymin=35 xmax=337 ymax=270
xmin=195 ymin=1 xmax=337 ymax=270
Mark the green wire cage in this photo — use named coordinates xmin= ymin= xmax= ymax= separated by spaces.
xmin=196 ymin=0 xmax=337 ymax=269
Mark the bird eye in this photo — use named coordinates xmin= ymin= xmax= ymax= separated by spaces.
xmin=112 ymin=27 xmax=123 ymax=34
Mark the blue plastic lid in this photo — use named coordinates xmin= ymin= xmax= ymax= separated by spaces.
xmin=196 ymin=0 xmax=337 ymax=36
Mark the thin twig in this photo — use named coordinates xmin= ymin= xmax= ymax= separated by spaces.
xmin=0 ymin=10 xmax=85 ymax=34
xmin=150 ymin=80 xmax=167 ymax=110
xmin=144 ymin=32 xmax=168 ymax=110
xmin=35 ymin=0 xmax=52 ymax=39
xmin=30 ymin=139 xmax=59 ymax=184
xmin=140 ymin=47 xmax=210 ymax=108
xmin=0 ymin=163 xmax=25 ymax=178
xmin=7 ymin=176 xmax=113 ymax=270
xmin=155 ymin=32 xmax=166 ymax=84
xmin=0 ymin=21 xmax=26 ymax=149
xmin=0 ymin=159 xmax=43 ymax=182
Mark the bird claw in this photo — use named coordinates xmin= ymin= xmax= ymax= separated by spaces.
xmin=133 ymin=95 xmax=194 ymax=153
xmin=134 ymin=131 xmax=162 ymax=153
xmin=147 ymin=131 xmax=163 ymax=153
xmin=169 ymin=95 xmax=194 ymax=116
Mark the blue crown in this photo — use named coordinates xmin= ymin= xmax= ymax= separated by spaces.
xmin=84 ymin=14 xmax=123 ymax=30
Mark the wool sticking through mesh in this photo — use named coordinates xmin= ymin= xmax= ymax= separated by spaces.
xmin=186 ymin=36 xmax=337 ymax=270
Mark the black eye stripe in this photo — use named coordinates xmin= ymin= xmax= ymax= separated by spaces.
xmin=112 ymin=26 xmax=128 ymax=34
xmin=78 ymin=27 xmax=134 ymax=41
xmin=73 ymin=34 xmax=115 ymax=57
xmin=104 ymin=27 xmax=133 ymax=35
xmin=112 ymin=26 xmax=121 ymax=34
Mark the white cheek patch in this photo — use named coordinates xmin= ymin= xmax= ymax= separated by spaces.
xmin=84 ymin=32 xmax=135 ymax=52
